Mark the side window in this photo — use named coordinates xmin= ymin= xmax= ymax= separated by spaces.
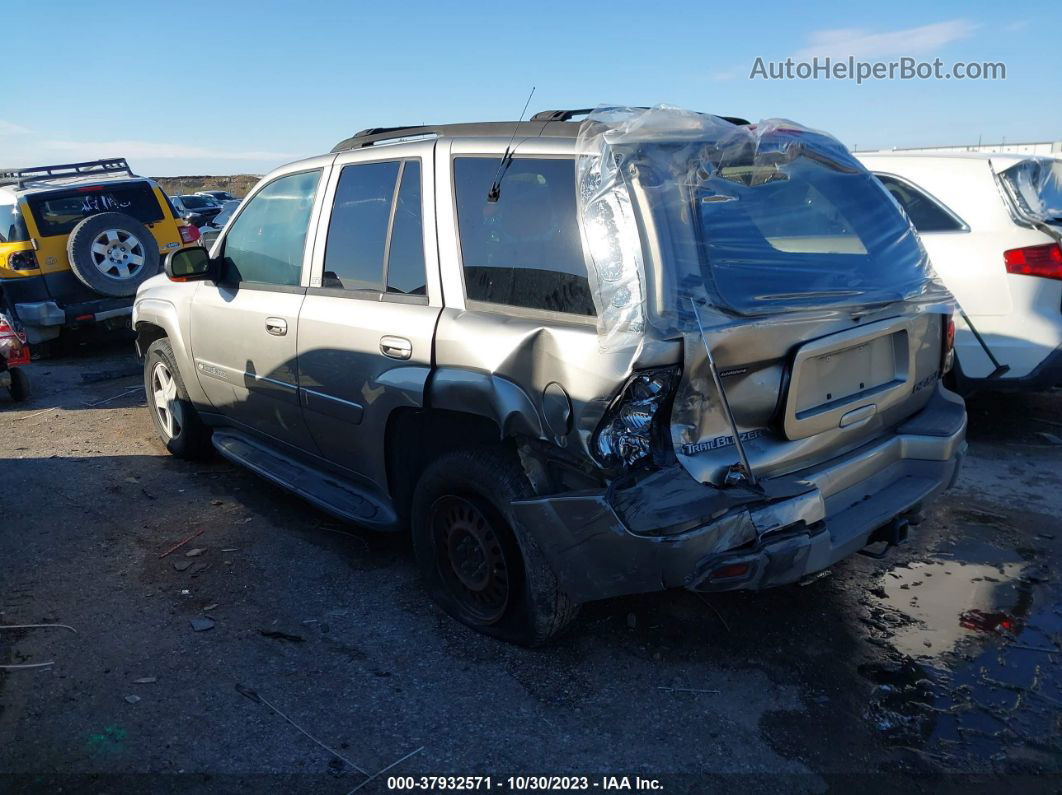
xmin=454 ymin=157 xmax=595 ymax=316
xmin=322 ymin=161 xmax=400 ymax=290
xmin=386 ymin=161 xmax=426 ymax=295
xmin=876 ymin=174 xmax=964 ymax=233
xmin=321 ymin=160 xmax=427 ymax=295
xmin=222 ymin=169 xmax=321 ymax=286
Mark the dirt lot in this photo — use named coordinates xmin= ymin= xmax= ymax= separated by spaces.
xmin=2 ymin=335 xmax=1061 ymax=792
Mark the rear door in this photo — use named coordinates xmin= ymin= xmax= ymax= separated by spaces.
xmin=189 ymin=166 xmax=328 ymax=451
xmin=296 ymin=141 xmax=441 ymax=491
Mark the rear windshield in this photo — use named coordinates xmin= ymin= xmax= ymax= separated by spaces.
xmin=1000 ymin=159 xmax=1062 ymax=225
xmin=0 ymin=201 xmax=29 ymax=243
xmin=694 ymin=157 xmax=928 ymax=313
xmin=179 ymin=195 xmax=214 ymax=209
xmin=27 ymin=182 xmax=165 ymax=237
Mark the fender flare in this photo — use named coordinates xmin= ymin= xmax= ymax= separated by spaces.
xmin=427 ymin=367 xmax=544 ymax=440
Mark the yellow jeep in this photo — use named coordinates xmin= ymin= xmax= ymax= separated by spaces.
xmin=0 ymin=158 xmax=200 ymax=345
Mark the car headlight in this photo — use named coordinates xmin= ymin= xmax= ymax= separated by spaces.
xmin=593 ymin=367 xmax=679 ymax=469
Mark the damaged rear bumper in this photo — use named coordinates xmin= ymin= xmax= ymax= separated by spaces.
xmin=511 ymin=386 xmax=966 ymax=603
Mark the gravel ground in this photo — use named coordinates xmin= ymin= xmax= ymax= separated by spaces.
xmin=2 ymin=336 xmax=1060 ymax=793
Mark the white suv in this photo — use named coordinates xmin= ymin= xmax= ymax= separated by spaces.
xmin=857 ymin=152 xmax=1062 ymax=391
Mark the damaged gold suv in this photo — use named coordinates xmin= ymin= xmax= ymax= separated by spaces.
xmin=134 ymin=106 xmax=966 ymax=645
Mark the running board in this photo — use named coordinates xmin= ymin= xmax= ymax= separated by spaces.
xmin=211 ymin=431 xmax=398 ymax=529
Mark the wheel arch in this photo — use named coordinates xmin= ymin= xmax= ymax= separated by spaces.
xmin=385 ymin=405 xmax=509 ymax=524
xmin=133 ymin=297 xmax=208 ymax=406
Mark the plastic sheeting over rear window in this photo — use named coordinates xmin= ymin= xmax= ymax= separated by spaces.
xmin=999 ymin=158 xmax=1062 ymax=226
xmin=575 ymin=106 xmax=952 ymax=348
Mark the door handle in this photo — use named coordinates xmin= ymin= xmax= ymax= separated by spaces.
xmin=380 ymin=335 xmax=412 ymax=360
xmin=265 ymin=317 xmax=287 ymax=336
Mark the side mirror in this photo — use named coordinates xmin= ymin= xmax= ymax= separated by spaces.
xmin=165 ymin=246 xmax=214 ymax=282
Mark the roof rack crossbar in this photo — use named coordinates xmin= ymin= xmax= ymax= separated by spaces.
xmin=0 ymin=157 xmax=137 ymax=188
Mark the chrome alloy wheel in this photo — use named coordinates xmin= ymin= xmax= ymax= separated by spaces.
xmin=151 ymin=361 xmax=181 ymax=439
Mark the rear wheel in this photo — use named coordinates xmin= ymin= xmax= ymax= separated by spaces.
xmin=144 ymin=338 xmax=212 ymax=458
xmin=411 ymin=447 xmax=579 ymax=646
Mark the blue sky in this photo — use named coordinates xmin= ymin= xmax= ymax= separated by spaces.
xmin=2 ymin=0 xmax=1058 ymax=175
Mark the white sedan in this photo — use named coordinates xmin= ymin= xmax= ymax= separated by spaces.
xmin=857 ymin=152 xmax=1062 ymax=392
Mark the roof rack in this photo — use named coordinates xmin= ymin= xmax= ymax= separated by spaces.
xmin=0 ymin=158 xmax=137 ymax=189
xmin=330 ymin=111 xmax=753 ymax=153
xmin=529 ymin=108 xmax=596 ymax=122
xmin=530 ymin=108 xmax=752 ymax=126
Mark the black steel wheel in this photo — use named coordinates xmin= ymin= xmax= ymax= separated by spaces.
xmin=430 ymin=494 xmax=513 ymax=625
xmin=411 ymin=447 xmax=580 ymax=646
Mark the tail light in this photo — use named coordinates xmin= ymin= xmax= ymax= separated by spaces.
xmin=7 ymin=250 xmax=38 ymax=270
xmin=1003 ymin=243 xmax=1062 ymax=281
xmin=179 ymin=224 xmax=201 ymax=245
xmin=593 ymin=367 xmax=679 ymax=469
xmin=0 ymin=315 xmax=30 ymax=366
xmin=942 ymin=314 xmax=956 ymax=374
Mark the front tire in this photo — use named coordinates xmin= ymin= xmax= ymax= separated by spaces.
xmin=411 ymin=447 xmax=579 ymax=646
xmin=144 ymin=338 xmax=212 ymax=458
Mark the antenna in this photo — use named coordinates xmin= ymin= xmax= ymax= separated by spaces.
xmin=487 ymin=86 xmax=535 ymax=202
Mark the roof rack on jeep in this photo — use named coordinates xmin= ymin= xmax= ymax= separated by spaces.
xmin=0 ymin=157 xmax=138 ymax=189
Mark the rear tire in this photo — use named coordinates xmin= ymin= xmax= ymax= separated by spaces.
xmin=411 ymin=447 xmax=580 ymax=646
xmin=144 ymin=338 xmax=212 ymax=459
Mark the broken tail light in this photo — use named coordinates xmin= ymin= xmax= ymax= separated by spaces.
xmin=942 ymin=314 xmax=955 ymax=374
xmin=7 ymin=250 xmax=38 ymax=270
xmin=593 ymin=367 xmax=679 ymax=470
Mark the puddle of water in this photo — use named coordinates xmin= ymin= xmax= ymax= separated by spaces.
xmin=861 ymin=538 xmax=1062 ymax=769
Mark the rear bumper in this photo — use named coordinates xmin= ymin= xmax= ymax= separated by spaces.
xmin=512 ymin=385 xmax=966 ymax=603
xmin=3 ymin=272 xmax=132 ymax=342
xmin=954 ymin=344 xmax=1062 ymax=393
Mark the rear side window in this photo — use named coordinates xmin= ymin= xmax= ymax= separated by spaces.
xmin=321 ymin=159 xmax=426 ymax=295
xmin=323 ymin=161 xmax=400 ymax=290
xmin=221 ymin=169 xmax=321 ymax=286
xmin=454 ymin=157 xmax=595 ymax=316
xmin=875 ymin=174 xmax=964 ymax=232
xmin=27 ymin=182 xmax=165 ymax=237
xmin=0 ymin=202 xmax=29 ymax=243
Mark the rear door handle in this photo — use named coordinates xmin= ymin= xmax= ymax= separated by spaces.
xmin=380 ymin=336 xmax=412 ymax=360
xmin=265 ymin=317 xmax=287 ymax=336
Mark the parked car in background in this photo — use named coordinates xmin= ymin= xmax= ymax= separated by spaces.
xmin=0 ymin=158 xmax=200 ymax=345
xmin=170 ymin=194 xmax=223 ymax=225
xmin=858 ymin=152 xmax=1062 ymax=392
xmin=199 ymin=201 xmax=237 ymax=249
xmin=134 ymin=108 xmax=965 ymax=645
xmin=195 ymin=190 xmax=239 ymax=203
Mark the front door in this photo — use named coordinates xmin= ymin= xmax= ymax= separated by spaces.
xmin=190 ymin=167 xmax=327 ymax=451
xmin=297 ymin=143 xmax=441 ymax=492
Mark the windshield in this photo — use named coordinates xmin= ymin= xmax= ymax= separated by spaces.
xmin=179 ymin=195 xmax=213 ymax=209
xmin=694 ymin=157 xmax=929 ymax=314
xmin=1000 ymin=159 xmax=1062 ymax=224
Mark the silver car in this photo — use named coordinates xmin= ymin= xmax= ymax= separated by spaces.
xmin=133 ymin=107 xmax=966 ymax=645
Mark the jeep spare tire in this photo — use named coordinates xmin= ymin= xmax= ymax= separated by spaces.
xmin=66 ymin=212 xmax=160 ymax=297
